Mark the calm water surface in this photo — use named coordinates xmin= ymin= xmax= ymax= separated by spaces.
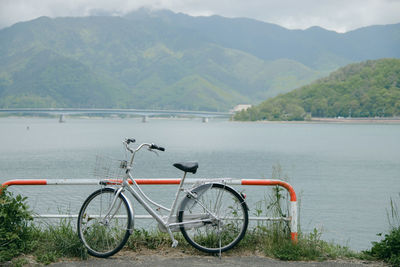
xmin=0 ymin=117 xmax=399 ymax=251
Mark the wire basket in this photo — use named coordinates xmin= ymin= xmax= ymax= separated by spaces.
xmin=93 ymin=155 xmax=127 ymax=183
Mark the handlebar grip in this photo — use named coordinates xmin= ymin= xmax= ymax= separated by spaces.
xmin=150 ymin=144 xmax=165 ymax=151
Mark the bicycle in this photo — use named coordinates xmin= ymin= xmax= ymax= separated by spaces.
xmin=77 ymin=138 xmax=249 ymax=258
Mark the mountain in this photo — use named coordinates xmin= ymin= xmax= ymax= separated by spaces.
xmin=234 ymin=58 xmax=400 ymax=121
xmin=0 ymin=9 xmax=399 ymax=110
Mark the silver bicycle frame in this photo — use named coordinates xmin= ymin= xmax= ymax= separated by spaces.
xmin=123 ymin=171 xmax=186 ymax=227
xmin=107 ymin=141 xmax=212 ymax=246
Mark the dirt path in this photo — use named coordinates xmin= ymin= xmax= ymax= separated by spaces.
xmin=49 ymin=249 xmax=386 ymax=267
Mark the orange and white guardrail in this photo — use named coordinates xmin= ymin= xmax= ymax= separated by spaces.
xmin=1 ymin=178 xmax=298 ymax=242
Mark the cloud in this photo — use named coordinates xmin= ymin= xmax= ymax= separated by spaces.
xmin=1 ymin=0 xmax=400 ymax=32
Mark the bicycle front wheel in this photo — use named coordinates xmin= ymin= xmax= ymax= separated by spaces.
xmin=178 ymin=183 xmax=248 ymax=253
xmin=77 ymin=187 xmax=133 ymax=258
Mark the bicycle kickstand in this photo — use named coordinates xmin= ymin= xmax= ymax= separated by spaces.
xmin=167 ymin=227 xmax=179 ymax=248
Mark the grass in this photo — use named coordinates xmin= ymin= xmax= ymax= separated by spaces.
xmin=122 ymin=226 xmax=364 ymax=262
xmin=31 ymin=220 xmax=88 ymax=264
xmin=2 ymin=216 xmax=369 ymax=266
xmin=240 ymin=227 xmax=361 ymax=261
xmin=126 ymin=229 xmax=189 ymax=251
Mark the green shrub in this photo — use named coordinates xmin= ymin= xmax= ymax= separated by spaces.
xmin=0 ymin=188 xmax=87 ymax=264
xmin=0 ymin=187 xmax=34 ymax=262
xmin=368 ymin=227 xmax=400 ymax=266
xmin=366 ymin=195 xmax=400 ymax=266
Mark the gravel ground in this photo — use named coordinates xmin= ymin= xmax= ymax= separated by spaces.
xmin=47 ymin=249 xmax=387 ymax=267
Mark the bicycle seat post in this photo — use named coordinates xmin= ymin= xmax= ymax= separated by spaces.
xmin=169 ymin=171 xmax=187 ymax=217
xmin=181 ymin=171 xmax=187 ymax=184
xmin=163 ymin=171 xmax=187 ymax=248
xmin=171 ymin=161 xmax=199 ymax=209
xmin=169 ymin=162 xmax=198 ymax=216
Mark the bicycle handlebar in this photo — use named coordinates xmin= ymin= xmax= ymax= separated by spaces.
xmin=124 ymin=138 xmax=165 ymax=153
xmin=123 ymin=139 xmax=165 ymax=173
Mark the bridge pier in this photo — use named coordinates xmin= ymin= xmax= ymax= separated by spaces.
xmin=59 ymin=114 xmax=65 ymax=123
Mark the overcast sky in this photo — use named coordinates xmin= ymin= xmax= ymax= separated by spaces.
xmin=1 ymin=0 xmax=400 ymax=32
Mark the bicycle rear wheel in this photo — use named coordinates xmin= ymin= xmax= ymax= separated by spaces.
xmin=177 ymin=183 xmax=248 ymax=253
xmin=77 ymin=187 xmax=133 ymax=258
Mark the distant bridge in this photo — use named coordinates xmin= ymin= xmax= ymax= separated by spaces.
xmin=0 ymin=108 xmax=233 ymax=122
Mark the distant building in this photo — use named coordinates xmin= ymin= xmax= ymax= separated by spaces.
xmin=231 ymin=104 xmax=252 ymax=112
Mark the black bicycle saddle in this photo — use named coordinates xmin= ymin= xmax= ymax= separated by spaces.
xmin=173 ymin=162 xmax=199 ymax=174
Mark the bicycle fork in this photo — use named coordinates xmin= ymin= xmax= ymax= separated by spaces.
xmin=101 ymin=187 xmax=125 ymax=225
xmin=101 ymin=187 xmax=134 ymax=234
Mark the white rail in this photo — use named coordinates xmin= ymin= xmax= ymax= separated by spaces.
xmin=1 ymin=178 xmax=298 ymax=242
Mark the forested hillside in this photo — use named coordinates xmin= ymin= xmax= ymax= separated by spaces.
xmin=234 ymin=59 xmax=400 ymax=120
xmin=1 ymin=9 xmax=399 ymax=110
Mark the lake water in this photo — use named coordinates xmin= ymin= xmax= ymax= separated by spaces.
xmin=0 ymin=117 xmax=399 ymax=251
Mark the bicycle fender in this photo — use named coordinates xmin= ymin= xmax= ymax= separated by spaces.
xmin=177 ymin=183 xmax=213 ymax=213
xmin=211 ymin=182 xmax=249 ymax=207
xmin=181 ymin=183 xmax=249 ymax=212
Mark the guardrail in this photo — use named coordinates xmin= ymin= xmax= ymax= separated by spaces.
xmin=1 ymin=178 xmax=298 ymax=242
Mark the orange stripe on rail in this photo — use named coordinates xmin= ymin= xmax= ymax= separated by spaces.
xmin=291 ymin=232 xmax=298 ymax=243
xmin=0 ymin=179 xmax=47 ymax=193
xmin=135 ymin=179 xmax=181 ymax=185
xmin=241 ymin=179 xmax=297 ymax=201
xmin=2 ymin=179 xmax=47 ymax=186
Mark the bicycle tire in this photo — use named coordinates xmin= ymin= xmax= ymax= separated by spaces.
xmin=77 ymin=187 xmax=133 ymax=258
xmin=177 ymin=183 xmax=248 ymax=253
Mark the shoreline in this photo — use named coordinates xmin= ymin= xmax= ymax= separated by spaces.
xmin=310 ymin=117 xmax=400 ymax=123
xmin=235 ymin=117 xmax=400 ymax=124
